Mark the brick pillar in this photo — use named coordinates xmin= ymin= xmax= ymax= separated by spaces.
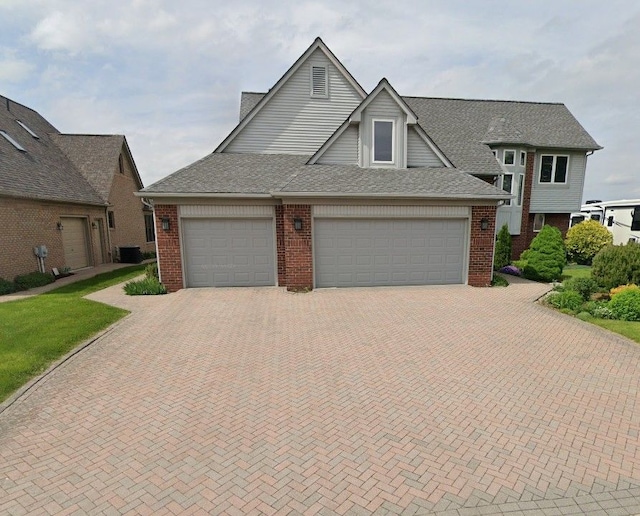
xmin=154 ymin=205 xmax=183 ymax=292
xmin=283 ymin=205 xmax=313 ymax=291
xmin=468 ymin=205 xmax=497 ymax=287
xmin=512 ymin=151 xmax=535 ymax=259
xmin=275 ymin=205 xmax=286 ymax=286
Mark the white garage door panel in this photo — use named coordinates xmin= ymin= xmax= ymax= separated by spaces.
xmin=314 ymin=218 xmax=466 ymax=287
xmin=183 ymin=218 xmax=275 ymax=287
xmin=61 ymin=217 xmax=89 ymax=270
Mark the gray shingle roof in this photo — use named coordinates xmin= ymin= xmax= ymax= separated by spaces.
xmin=51 ymin=134 xmax=125 ymax=202
xmin=143 ymin=153 xmax=509 ymax=200
xmin=239 ymin=92 xmax=265 ymax=122
xmin=0 ymin=95 xmax=106 ymax=205
xmin=405 ymin=97 xmax=602 ymax=175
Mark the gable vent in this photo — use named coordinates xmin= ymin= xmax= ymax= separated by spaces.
xmin=311 ymin=66 xmax=328 ymax=98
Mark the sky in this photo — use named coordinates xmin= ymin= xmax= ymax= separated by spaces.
xmin=1 ymin=0 xmax=639 ymax=202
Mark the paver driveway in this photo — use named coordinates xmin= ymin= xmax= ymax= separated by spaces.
xmin=1 ymin=280 xmax=640 ymax=515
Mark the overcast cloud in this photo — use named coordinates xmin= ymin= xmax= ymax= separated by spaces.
xmin=1 ymin=0 xmax=638 ymax=202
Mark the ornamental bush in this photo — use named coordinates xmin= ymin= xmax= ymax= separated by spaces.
xmin=564 ymin=219 xmax=613 ymax=265
xmin=608 ymin=288 xmax=640 ymax=321
xmin=493 ymin=224 xmax=512 ymax=270
xmin=519 ymin=225 xmax=566 ymax=282
xmin=545 ymin=290 xmax=583 ymax=312
xmin=13 ymin=271 xmax=55 ymax=291
xmin=0 ymin=278 xmax=16 ymax=296
xmin=562 ymin=277 xmax=600 ymax=301
xmin=591 ymin=243 xmax=640 ymax=290
xmin=123 ymin=277 xmax=167 ymax=296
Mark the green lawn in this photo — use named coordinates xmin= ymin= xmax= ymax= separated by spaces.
xmin=562 ymin=264 xmax=592 ymax=280
xmin=0 ymin=265 xmax=146 ymax=402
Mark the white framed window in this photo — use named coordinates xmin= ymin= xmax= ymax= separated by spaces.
xmin=503 ymin=149 xmax=515 ymax=165
xmin=520 ymin=151 xmax=526 ymax=166
xmin=310 ymin=66 xmax=328 ymax=98
xmin=502 ymin=173 xmax=513 ymax=205
xmin=372 ymin=119 xmax=395 ymax=163
xmin=516 ymin=174 xmax=524 ymax=206
xmin=533 ymin=213 xmax=545 ymax=232
xmin=539 ymin=155 xmax=569 ymax=183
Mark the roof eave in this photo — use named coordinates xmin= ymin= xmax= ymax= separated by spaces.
xmin=136 ymin=191 xmax=274 ymax=199
xmin=272 ymin=191 xmax=510 ymax=201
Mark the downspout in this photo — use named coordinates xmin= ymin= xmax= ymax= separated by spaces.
xmin=105 ymin=204 xmax=113 ymax=263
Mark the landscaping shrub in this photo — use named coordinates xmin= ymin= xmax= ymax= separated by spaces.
xmin=576 ymin=311 xmax=591 ymax=321
xmin=591 ymin=243 xmax=640 ymax=290
xmin=610 ymin=284 xmax=639 ymax=297
xmin=562 ymin=277 xmax=600 ymax=301
xmin=0 ymin=278 xmax=16 ymax=296
xmin=13 ymin=271 xmax=55 ymax=291
xmin=491 ymin=275 xmax=509 ymax=287
xmin=145 ymin=262 xmax=159 ymax=280
xmin=493 ymin=224 xmax=512 ymax=270
xmin=141 ymin=251 xmax=156 ymax=260
xmin=498 ymin=265 xmax=521 ymax=276
xmin=519 ymin=225 xmax=566 ymax=282
xmin=564 ymin=220 xmax=613 ymax=265
xmin=545 ymin=290 xmax=583 ymax=312
xmin=123 ymin=277 xmax=167 ymax=296
xmin=608 ymin=288 xmax=640 ymax=321
xmin=592 ymin=305 xmax=615 ymax=319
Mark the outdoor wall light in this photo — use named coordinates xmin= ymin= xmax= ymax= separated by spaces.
xmin=91 ymin=221 xmax=97 ymax=229
xmin=480 ymin=218 xmax=489 ymax=231
xmin=161 ymin=216 xmax=171 ymax=231
xmin=293 ymin=217 xmax=303 ymax=231
xmin=56 ymin=221 xmax=63 ymax=231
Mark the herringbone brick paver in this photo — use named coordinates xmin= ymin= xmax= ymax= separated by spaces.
xmin=1 ymin=279 xmax=639 ymax=514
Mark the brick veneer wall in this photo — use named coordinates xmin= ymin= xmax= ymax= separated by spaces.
xmin=154 ymin=205 xmax=183 ymax=292
xmin=282 ymin=205 xmax=313 ymax=291
xmin=0 ymin=196 xmax=107 ymax=280
xmin=275 ymin=206 xmax=286 ymax=285
xmin=468 ymin=205 xmax=497 ymax=287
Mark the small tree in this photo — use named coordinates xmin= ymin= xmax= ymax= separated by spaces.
xmin=493 ymin=224 xmax=512 ymax=270
xmin=565 ymin=219 xmax=613 ymax=265
xmin=519 ymin=225 xmax=566 ymax=282
xmin=592 ymin=242 xmax=640 ymax=290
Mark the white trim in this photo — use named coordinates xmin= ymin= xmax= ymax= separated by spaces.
xmin=179 ymin=205 xmax=273 ymax=218
xmin=503 ymin=149 xmax=516 ymax=166
xmin=372 ymin=118 xmax=395 ymax=164
xmin=411 ymin=125 xmax=453 ymax=167
xmin=538 ymin=154 xmax=570 ymax=184
xmin=313 ymin=205 xmax=470 ymax=218
xmin=136 ymin=192 xmax=274 ymax=199
xmin=310 ymin=65 xmax=328 ymax=98
xmin=502 ymin=172 xmax=514 ymax=206
xmin=349 ymin=79 xmax=417 ymax=124
xmin=307 ymin=119 xmax=352 ymax=165
xmin=516 ymin=173 xmax=525 ymax=206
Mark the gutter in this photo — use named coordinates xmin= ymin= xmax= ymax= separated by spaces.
xmin=134 ymin=192 xmax=273 ymax=199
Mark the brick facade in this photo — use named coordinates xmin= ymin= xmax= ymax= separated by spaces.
xmin=154 ymin=205 xmax=183 ymax=292
xmin=282 ymin=205 xmax=313 ymax=291
xmin=468 ymin=205 xmax=497 ymax=287
xmin=275 ymin=206 xmax=286 ymax=285
xmin=0 ymin=196 xmax=107 ymax=280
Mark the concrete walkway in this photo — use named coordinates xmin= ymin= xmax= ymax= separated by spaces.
xmin=1 ymin=279 xmax=639 ymax=515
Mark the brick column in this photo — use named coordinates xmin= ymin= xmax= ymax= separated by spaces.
xmin=468 ymin=205 xmax=497 ymax=287
xmin=283 ymin=205 xmax=313 ymax=291
xmin=512 ymin=151 xmax=535 ymax=259
xmin=154 ymin=205 xmax=183 ymax=292
xmin=275 ymin=205 xmax=286 ymax=286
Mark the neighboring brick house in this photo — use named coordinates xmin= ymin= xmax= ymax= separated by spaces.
xmin=141 ymin=38 xmax=600 ymax=292
xmin=0 ymin=95 xmax=153 ymax=281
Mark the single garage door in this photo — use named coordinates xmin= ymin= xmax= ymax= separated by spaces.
xmin=314 ymin=218 xmax=466 ymax=287
xmin=182 ymin=218 xmax=275 ymax=287
xmin=60 ymin=217 xmax=89 ymax=270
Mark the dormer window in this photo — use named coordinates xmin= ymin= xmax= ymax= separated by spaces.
xmin=310 ymin=66 xmax=328 ymax=98
xmin=372 ymin=119 xmax=394 ymax=163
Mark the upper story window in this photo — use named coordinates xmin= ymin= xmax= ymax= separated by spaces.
xmin=503 ymin=150 xmax=515 ymax=165
xmin=0 ymin=130 xmax=26 ymax=151
xmin=539 ymin=155 xmax=569 ymax=184
xmin=310 ymin=66 xmax=328 ymax=98
xmin=502 ymin=173 xmax=513 ymax=205
xmin=372 ymin=119 xmax=394 ymax=163
xmin=520 ymin=151 xmax=526 ymax=166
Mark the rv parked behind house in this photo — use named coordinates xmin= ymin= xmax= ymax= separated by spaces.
xmin=570 ymin=199 xmax=640 ymax=244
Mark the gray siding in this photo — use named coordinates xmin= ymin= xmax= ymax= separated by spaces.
xmin=407 ymin=127 xmax=445 ymax=167
xmin=530 ymin=151 xmax=586 ymax=213
xmin=360 ymin=90 xmax=406 ymax=168
xmin=225 ymin=49 xmax=363 ymax=155
xmin=317 ymin=125 xmax=358 ymax=164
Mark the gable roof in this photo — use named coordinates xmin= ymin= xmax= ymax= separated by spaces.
xmin=51 ymin=134 xmax=144 ymax=202
xmin=215 ymin=37 xmax=367 ymax=153
xmin=349 ymin=79 xmax=417 ymax=124
xmin=0 ymin=95 xmax=106 ymax=205
xmin=405 ymin=97 xmax=602 ymax=175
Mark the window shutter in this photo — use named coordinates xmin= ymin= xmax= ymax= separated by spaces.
xmin=311 ymin=66 xmax=327 ymax=97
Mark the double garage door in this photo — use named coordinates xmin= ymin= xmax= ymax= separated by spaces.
xmin=181 ymin=213 xmax=467 ymax=288
xmin=314 ymin=218 xmax=466 ymax=287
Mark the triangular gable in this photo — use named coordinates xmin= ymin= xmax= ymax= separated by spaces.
xmin=216 ymin=37 xmax=367 ymax=153
xmin=349 ymin=79 xmax=417 ymax=124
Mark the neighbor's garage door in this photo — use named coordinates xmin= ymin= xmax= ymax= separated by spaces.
xmin=182 ymin=218 xmax=275 ymax=287
xmin=314 ymin=218 xmax=466 ymax=287
xmin=60 ymin=217 xmax=89 ymax=270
